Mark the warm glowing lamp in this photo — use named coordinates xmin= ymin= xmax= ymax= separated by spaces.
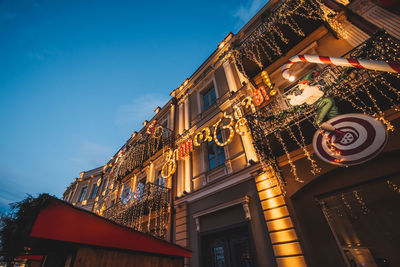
xmin=289 ymin=75 xmax=295 ymax=82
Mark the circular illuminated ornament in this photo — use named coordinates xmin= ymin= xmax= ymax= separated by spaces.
xmin=313 ymin=114 xmax=387 ymax=166
xmin=133 ymin=183 xmax=144 ymax=201
xmin=120 ymin=184 xmax=132 ymax=205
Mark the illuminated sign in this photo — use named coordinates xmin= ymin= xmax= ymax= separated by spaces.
xmin=161 ymin=96 xmax=260 ymax=178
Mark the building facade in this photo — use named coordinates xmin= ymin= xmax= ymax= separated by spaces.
xmin=64 ymin=0 xmax=400 ymax=266
xmin=63 ymin=166 xmax=102 ymax=211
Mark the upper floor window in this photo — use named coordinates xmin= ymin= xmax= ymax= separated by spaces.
xmin=78 ymin=186 xmax=87 ymax=202
xmin=101 ymin=178 xmax=108 ymax=193
xmin=156 ymin=170 xmax=165 ymax=188
xmin=207 ymin=131 xmax=226 ymax=170
xmin=90 ymin=184 xmax=98 ymax=199
xmin=202 ymin=86 xmax=217 ymax=110
xmin=138 ymin=177 xmax=146 ymax=188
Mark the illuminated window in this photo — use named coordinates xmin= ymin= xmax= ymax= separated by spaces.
xmin=207 ymin=132 xmax=226 ymax=170
xmin=89 ymin=184 xmax=98 ymax=199
xmin=78 ymin=186 xmax=87 ymax=202
xmin=203 ymin=86 xmax=217 ymax=110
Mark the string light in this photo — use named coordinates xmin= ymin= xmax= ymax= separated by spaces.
xmin=273 ymin=131 xmax=303 ymax=183
xmin=242 ymin=96 xmax=256 ymax=113
xmin=386 ymin=179 xmax=400 ymax=194
xmin=246 ymin=31 xmax=400 ymax=180
xmin=213 ymin=112 xmax=235 ymax=146
xmin=193 ymin=127 xmax=213 ymax=146
xmin=287 ymin=121 xmax=321 ymax=175
xmin=179 ymin=138 xmax=193 ymax=160
xmin=233 ymin=0 xmax=332 ymax=78
xmin=100 ymin=183 xmax=170 ymax=239
xmin=353 ymin=190 xmax=369 ymax=215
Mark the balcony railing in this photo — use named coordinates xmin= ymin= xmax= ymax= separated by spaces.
xmin=117 ymin=127 xmax=174 ymax=179
xmin=234 ymin=0 xmax=330 ymax=78
xmin=103 ymin=182 xmax=170 ymax=239
xmin=247 ymin=30 xmax=400 ymax=165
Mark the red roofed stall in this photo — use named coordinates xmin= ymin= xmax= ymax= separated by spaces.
xmin=5 ymin=197 xmax=191 ymax=267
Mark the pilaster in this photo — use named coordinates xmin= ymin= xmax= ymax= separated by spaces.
xmin=255 ymin=167 xmax=308 ymax=267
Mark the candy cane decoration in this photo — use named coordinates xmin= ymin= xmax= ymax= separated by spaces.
xmin=282 ymin=54 xmax=400 ymax=80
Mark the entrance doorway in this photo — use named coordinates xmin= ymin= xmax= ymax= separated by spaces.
xmin=201 ymin=224 xmax=254 ymax=267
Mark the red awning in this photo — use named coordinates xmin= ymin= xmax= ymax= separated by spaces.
xmin=29 ymin=200 xmax=191 ymax=258
xmin=17 ymin=255 xmax=44 ymax=261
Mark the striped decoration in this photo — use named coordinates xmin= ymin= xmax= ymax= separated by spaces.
xmin=282 ymin=54 xmax=400 ymax=80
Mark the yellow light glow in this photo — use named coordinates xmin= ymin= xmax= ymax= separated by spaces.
xmin=213 ymin=112 xmax=235 ymax=146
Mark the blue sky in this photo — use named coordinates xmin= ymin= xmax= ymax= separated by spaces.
xmin=0 ymin=0 xmax=265 ymax=213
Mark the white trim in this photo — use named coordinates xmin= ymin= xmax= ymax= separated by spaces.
xmin=192 ymin=196 xmax=251 ymax=232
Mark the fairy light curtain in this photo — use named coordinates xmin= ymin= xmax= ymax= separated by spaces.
xmin=233 ymin=0 xmax=341 ymax=79
xmin=117 ymin=126 xmax=174 ymax=180
xmin=103 ymin=183 xmax=170 ymax=239
xmin=247 ymin=31 xmax=400 ymax=182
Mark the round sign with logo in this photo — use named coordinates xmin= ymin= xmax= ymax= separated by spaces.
xmin=313 ymin=114 xmax=388 ymax=166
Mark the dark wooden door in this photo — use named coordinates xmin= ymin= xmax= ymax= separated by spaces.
xmin=202 ymin=225 xmax=254 ymax=267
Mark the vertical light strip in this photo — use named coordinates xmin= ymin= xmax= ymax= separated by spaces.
xmin=255 ymin=168 xmax=308 ymax=267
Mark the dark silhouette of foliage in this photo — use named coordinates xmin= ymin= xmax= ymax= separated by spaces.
xmin=0 ymin=193 xmax=55 ymax=263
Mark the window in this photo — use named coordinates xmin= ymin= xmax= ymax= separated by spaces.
xmin=156 ymin=170 xmax=165 ymax=188
xmin=203 ymin=86 xmax=217 ymax=110
xmin=78 ymin=186 xmax=87 ymax=202
xmin=207 ymin=131 xmax=226 ymax=170
xmin=90 ymin=184 xmax=98 ymax=199
xmin=138 ymin=177 xmax=146 ymax=188
xmin=101 ymin=178 xmax=108 ymax=193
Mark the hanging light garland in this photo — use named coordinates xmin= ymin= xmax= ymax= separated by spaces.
xmin=233 ymin=0 xmax=340 ymax=79
xmin=246 ymin=31 xmax=400 ymax=183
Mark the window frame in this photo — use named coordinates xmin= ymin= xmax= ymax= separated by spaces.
xmin=89 ymin=183 xmax=98 ymax=199
xmin=202 ymin=85 xmax=217 ymax=111
xmin=207 ymin=131 xmax=226 ymax=170
xmin=78 ymin=186 xmax=88 ymax=202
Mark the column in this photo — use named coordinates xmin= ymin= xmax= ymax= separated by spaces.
xmin=184 ymin=157 xmax=191 ymax=193
xmin=178 ymin=102 xmax=184 ymax=135
xmin=255 ymin=167 xmax=308 ymax=267
xmin=169 ymin=104 xmax=175 ymax=131
xmin=175 ymin=202 xmax=190 ymax=266
xmin=223 ymin=58 xmax=258 ymax=163
xmin=177 ymin=161 xmax=184 ymax=197
xmin=242 ymin=134 xmax=258 ymax=163
xmin=184 ymin=97 xmax=190 ymax=131
xmin=131 ymin=175 xmax=137 ymax=191
xmin=222 ymin=58 xmax=239 ymax=92
xmin=231 ymin=56 xmax=247 ymax=85
xmin=148 ymin=162 xmax=155 ymax=183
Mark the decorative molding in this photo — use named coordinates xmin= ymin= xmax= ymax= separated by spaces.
xmin=175 ymin=164 xmax=259 ymax=204
xmin=192 ymin=195 xmax=251 ymax=232
xmin=194 ymin=217 xmax=200 ymax=232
